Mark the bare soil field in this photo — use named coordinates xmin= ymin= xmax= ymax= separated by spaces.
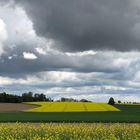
xmin=0 ymin=103 xmax=38 ymax=112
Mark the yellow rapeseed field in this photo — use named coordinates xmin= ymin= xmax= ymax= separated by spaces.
xmin=25 ymin=102 xmax=119 ymax=112
xmin=0 ymin=123 xmax=139 ymax=140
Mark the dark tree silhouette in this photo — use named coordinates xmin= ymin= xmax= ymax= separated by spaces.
xmin=0 ymin=92 xmax=53 ymax=103
xmin=118 ymin=100 xmax=121 ymax=104
xmin=108 ymin=97 xmax=115 ymax=105
xmin=22 ymin=92 xmax=33 ymax=102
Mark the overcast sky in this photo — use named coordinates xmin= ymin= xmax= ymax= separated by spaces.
xmin=0 ymin=0 xmax=140 ymax=102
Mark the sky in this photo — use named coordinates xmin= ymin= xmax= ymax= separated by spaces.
xmin=0 ymin=0 xmax=140 ymax=102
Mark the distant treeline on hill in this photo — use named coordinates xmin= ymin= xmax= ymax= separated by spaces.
xmin=0 ymin=92 xmax=92 ymax=103
xmin=0 ymin=92 xmax=139 ymax=104
xmin=0 ymin=92 xmax=53 ymax=103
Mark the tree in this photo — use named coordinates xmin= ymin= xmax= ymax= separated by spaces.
xmin=0 ymin=92 xmax=22 ymax=103
xmin=38 ymin=93 xmax=46 ymax=101
xmin=0 ymin=92 xmax=52 ymax=103
xmin=108 ymin=97 xmax=115 ymax=105
xmin=80 ymin=99 xmax=90 ymax=102
xmin=61 ymin=97 xmax=66 ymax=102
xmin=22 ymin=92 xmax=33 ymax=102
xmin=118 ymin=100 xmax=121 ymax=104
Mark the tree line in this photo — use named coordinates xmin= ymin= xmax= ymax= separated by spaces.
xmin=0 ymin=92 xmax=53 ymax=103
xmin=108 ymin=97 xmax=140 ymax=105
xmin=0 ymin=92 xmax=92 ymax=103
xmin=0 ymin=92 xmax=139 ymax=104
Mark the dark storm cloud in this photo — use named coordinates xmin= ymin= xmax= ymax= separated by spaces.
xmin=0 ymin=0 xmax=140 ymax=76
xmin=1 ymin=0 xmax=140 ymax=102
xmin=12 ymin=0 xmax=140 ymax=52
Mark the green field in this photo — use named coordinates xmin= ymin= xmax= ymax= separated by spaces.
xmin=0 ymin=104 xmax=139 ymax=122
xmin=24 ymin=102 xmax=119 ymax=112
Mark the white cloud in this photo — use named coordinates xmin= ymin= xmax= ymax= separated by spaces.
xmin=0 ymin=4 xmax=50 ymax=55
xmin=0 ymin=76 xmax=14 ymax=85
xmin=0 ymin=6 xmax=35 ymax=43
xmin=23 ymin=52 xmax=37 ymax=59
xmin=0 ymin=18 xmax=8 ymax=56
xmin=35 ymin=47 xmax=46 ymax=55
xmin=0 ymin=18 xmax=7 ymax=41
xmin=66 ymin=50 xmax=97 ymax=56
xmin=8 ymin=56 xmax=12 ymax=59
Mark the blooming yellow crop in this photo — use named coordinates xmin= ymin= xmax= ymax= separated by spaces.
xmin=24 ymin=102 xmax=119 ymax=112
xmin=0 ymin=123 xmax=139 ymax=140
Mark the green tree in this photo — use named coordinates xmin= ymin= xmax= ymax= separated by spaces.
xmin=108 ymin=97 xmax=115 ymax=105
xmin=118 ymin=100 xmax=121 ymax=104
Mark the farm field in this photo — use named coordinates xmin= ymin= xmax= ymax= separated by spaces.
xmin=24 ymin=102 xmax=120 ymax=112
xmin=0 ymin=123 xmax=139 ymax=140
xmin=0 ymin=103 xmax=139 ymax=122
xmin=0 ymin=103 xmax=38 ymax=112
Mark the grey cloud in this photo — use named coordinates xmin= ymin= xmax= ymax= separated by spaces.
xmin=1 ymin=0 xmax=140 ymax=102
xmin=1 ymin=0 xmax=140 ymax=78
xmin=12 ymin=0 xmax=140 ymax=52
xmin=2 ymin=74 xmax=140 ymax=102
xmin=0 ymin=51 xmax=127 ymax=76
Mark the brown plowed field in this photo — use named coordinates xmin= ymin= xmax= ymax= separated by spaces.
xmin=0 ymin=103 xmax=38 ymax=112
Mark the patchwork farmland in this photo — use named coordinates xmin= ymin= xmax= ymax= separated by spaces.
xmin=0 ymin=102 xmax=139 ymax=123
